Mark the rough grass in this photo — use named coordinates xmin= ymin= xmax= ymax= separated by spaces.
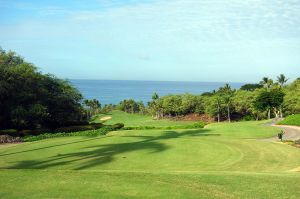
xmin=0 ymin=121 xmax=299 ymax=198
xmin=93 ymin=110 xmax=195 ymax=127
xmin=278 ymin=114 xmax=300 ymax=126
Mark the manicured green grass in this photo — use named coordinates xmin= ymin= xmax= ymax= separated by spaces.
xmin=93 ymin=110 xmax=195 ymax=127
xmin=0 ymin=170 xmax=299 ymax=199
xmin=278 ymin=114 xmax=300 ymax=126
xmin=0 ymin=121 xmax=299 ymax=198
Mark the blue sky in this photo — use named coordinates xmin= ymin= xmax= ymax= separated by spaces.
xmin=0 ymin=0 xmax=299 ymax=82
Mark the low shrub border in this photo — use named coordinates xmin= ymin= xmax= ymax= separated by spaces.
xmin=123 ymin=121 xmax=206 ymax=130
xmin=1 ymin=122 xmax=203 ymax=143
xmin=23 ymin=124 xmax=124 ymax=142
xmin=0 ymin=123 xmax=105 ymax=137
xmin=0 ymin=129 xmax=19 ymax=137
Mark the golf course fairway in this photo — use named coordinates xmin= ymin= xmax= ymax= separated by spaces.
xmin=0 ymin=121 xmax=299 ymax=198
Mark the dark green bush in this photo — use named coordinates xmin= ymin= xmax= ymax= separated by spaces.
xmin=91 ymin=123 xmax=104 ymax=128
xmin=53 ymin=123 xmax=104 ymax=133
xmin=190 ymin=121 xmax=206 ymax=128
xmin=242 ymin=115 xmax=254 ymax=121
xmin=23 ymin=123 xmax=123 ymax=142
xmin=64 ymin=120 xmax=89 ymax=126
xmin=123 ymin=122 xmax=205 ymax=130
xmin=0 ymin=129 xmax=18 ymax=136
xmin=112 ymin=123 xmax=124 ymax=129
xmin=18 ymin=130 xmax=34 ymax=136
xmin=54 ymin=125 xmax=95 ymax=133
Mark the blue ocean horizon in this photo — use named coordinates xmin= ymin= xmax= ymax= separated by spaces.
xmin=70 ymin=79 xmax=246 ymax=105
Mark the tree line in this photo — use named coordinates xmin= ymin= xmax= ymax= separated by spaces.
xmin=117 ymin=75 xmax=300 ymax=122
xmin=0 ymin=48 xmax=124 ymax=130
xmin=1 ymin=47 xmax=299 ymax=131
xmin=0 ymin=48 xmax=89 ymax=130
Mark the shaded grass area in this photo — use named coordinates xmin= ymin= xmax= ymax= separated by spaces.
xmin=22 ymin=125 xmax=121 ymax=142
xmin=0 ymin=121 xmax=299 ymax=198
xmin=278 ymin=114 xmax=300 ymax=126
xmin=93 ymin=110 xmax=195 ymax=127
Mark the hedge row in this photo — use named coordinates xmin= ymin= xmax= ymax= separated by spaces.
xmin=123 ymin=122 xmax=205 ymax=130
xmin=0 ymin=123 xmax=106 ymax=137
xmin=23 ymin=123 xmax=124 ymax=142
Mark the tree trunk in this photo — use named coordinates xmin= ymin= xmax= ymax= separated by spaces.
xmin=274 ymin=109 xmax=280 ymax=118
xmin=217 ymin=105 xmax=220 ymax=123
xmin=227 ymin=105 xmax=231 ymax=123
xmin=280 ymin=106 xmax=283 ymax=118
xmin=268 ymin=109 xmax=271 ymax=120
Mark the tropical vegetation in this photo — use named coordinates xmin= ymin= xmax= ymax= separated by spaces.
xmin=115 ymin=77 xmax=299 ymax=122
xmin=0 ymin=48 xmax=85 ymax=130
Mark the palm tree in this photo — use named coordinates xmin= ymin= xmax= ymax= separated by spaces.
xmin=260 ymin=77 xmax=273 ymax=90
xmin=215 ymin=96 xmax=222 ymax=123
xmin=83 ymin=99 xmax=92 ymax=119
xmin=152 ymin=92 xmax=159 ymax=100
xmin=260 ymin=77 xmax=269 ymax=87
xmin=151 ymin=93 xmax=161 ymax=119
xmin=276 ymin=74 xmax=288 ymax=118
xmin=277 ymin=74 xmax=288 ymax=87
xmin=219 ymin=84 xmax=233 ymax=122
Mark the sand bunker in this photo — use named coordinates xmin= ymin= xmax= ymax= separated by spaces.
xmin=100 ymin=116 xmax=112 ymax=121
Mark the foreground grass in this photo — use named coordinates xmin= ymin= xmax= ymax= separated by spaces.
xmin=278 ymin=114 xmax=300 ymax=126
xmin=93 ymin=110 xmax=195 ymax=127
xmin=0 ymin=121 xmax=299 ymax=198
xmin=0 ymin=170 xmax=299 ymax=199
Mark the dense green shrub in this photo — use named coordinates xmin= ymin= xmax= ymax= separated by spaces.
xmin=0 ymin=124 xmax=105 ymax=137
xmin=23 ymin=123 xmax=124 ymax=142
xmin=123 ymin=122 xmax=205 ymax=130
xmin=48 ymin=123 xmax=104 ymax=133
xmin=0 ymin=48 xmax=85 ymax=130
xmin=242 ymin=115 xmax=254 ymax=121
xmin=0 ymin=129 xmax=18 ymax=136
xmin=189 ymin=121 xmax=206 ymax=128
xmin=117 ymin=99 xmax=146 ymax=114
xmin=23 ymin=130 xmax=101 ymax=142
xmin=54 ymin=125 xmax=95 ymax=133
xmin=112 ymin=123 xmax=125 ymax=129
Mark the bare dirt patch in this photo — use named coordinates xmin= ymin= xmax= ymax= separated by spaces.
xmin=171 ymin=114 xmax=214 ymax=123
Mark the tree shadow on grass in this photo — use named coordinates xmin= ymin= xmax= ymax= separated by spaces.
xmin=4 ymin=129 xmax=219 ymax=170
xmin=0 ymin=136 xmax=112 ymax=157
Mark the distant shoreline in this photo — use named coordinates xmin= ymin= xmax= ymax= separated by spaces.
xmin=68 ymin=78 xmax=249 ymax=84
xmin=70 ymin=79 xmax=245 ymax=105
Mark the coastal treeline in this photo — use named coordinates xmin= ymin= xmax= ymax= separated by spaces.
xmin=1 ymin=47 xmax=299 ymax=133
xmin=118 ymin=77 xmax=300 ymax=122
xmin=0 ymin=48 xmax=86 ymax=130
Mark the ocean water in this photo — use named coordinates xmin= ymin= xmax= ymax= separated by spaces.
xmin=70 ymin=79 xmax=245 ymax=105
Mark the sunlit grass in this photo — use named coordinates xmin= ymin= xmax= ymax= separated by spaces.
xmin=0 ymin=120 xmax=299 ymax=198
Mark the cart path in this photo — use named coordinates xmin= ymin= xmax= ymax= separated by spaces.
xmin=272 ymin=125 xmax=300 ymax=141
xmin=264 ymin=124 xmax=300 ymax=141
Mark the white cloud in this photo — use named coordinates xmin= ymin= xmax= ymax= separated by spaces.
xmin=1 ymin=0 xmax=300 ymax=81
